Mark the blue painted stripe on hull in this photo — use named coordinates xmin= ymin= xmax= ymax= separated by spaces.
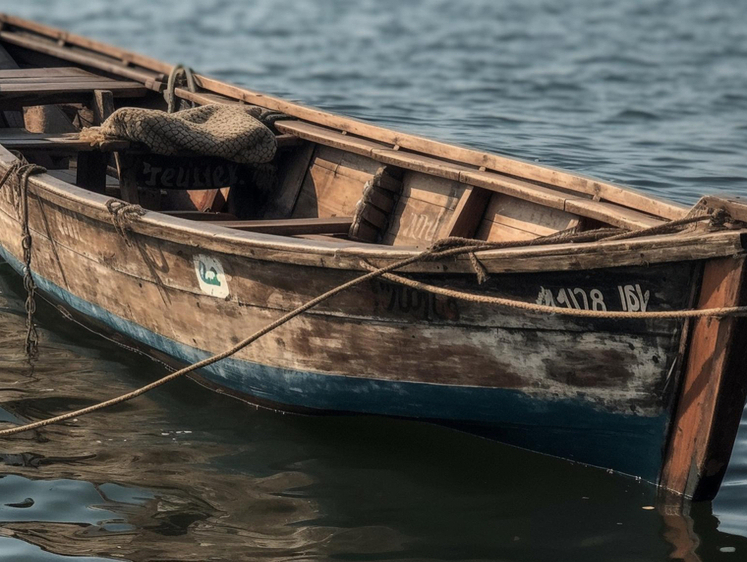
xmin=0 ymin=245 xmax=668 ymax=481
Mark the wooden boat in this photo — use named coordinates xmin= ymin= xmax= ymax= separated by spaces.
xmin=0 ymin=14 xmax=745 ymax=501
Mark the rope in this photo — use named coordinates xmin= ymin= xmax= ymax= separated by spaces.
xmin=602 ymin=212 xmax=726 ymax=241
xmin=0 ymin=249 xmax=431 ymax=437
xmin=105 ymin=199 xmax=146 ymax=243
xmin=0 ymin=207 xmax=736 ymax=435
xmin=165 ymin=64 xmax=197 ymax=113
xmin=0 ymin=159 xmax=47 ymax=358
xmin=362 ymin=266 xmax=747 ymax=320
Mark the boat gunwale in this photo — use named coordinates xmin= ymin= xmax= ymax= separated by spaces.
xmin=0 ymin=146 xmax=743 ymax=275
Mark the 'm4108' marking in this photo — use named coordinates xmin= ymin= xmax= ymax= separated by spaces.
xmin=536 ymin=284 xmax=650 ymax=312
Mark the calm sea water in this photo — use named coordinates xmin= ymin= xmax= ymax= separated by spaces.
xmin=0 ymin=0 xmax=746 ymax=560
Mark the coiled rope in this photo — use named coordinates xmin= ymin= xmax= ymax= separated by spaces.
xmin=0 ymin=205 xmax=741 ymax=436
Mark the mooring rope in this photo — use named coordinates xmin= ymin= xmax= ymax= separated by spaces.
xmin=363 ymin=267 xmax=747 ymax=319
xmin=164 ymin=64 xmax=197 ymax=113
xmin=0 ymin=159 xmax=47 ymax=358
xmin=0 ymin=206 xmax=737 ymax=436
xmin=0 ymin=248 xmax=432 ymax=437
xmin=105 ymin=199 xmax=147 ymax=243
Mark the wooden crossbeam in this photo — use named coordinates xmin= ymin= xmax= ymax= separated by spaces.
xmin=0 ymin=128 xmax=128 ymax=151
xmin=203 ymin=217 xmax=353 ymax=236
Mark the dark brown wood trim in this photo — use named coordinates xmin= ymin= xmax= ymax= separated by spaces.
xmin=660 ymin=256 xmax=747 ymax=500
xmin=447 ymin=185 xmax=492 ymax=238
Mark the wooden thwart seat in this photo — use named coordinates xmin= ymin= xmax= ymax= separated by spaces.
xmin=200 ymin=216 xmax=353 ymax=236
xmin=0 ymin=66 xmax=147 ymax=108
xmin=0 ymin=127 xmax=129 ymax=151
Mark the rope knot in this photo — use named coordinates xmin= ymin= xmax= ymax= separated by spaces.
xmin=468 ymin=252 xmax=489 ymax=285
xmin=106 ymin=199 xmax=146 ymax=243
xmin=710 ymin=208 xmax=729 ymax=228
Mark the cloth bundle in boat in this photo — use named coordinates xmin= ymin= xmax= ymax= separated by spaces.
xmin=81 ymin=104 xmax=278 ymax=164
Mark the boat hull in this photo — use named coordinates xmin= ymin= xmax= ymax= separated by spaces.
xmin=1 ymin=244 xmax=673 ymax=480
xmin=0 ymin=176 xmax=705 ymax=482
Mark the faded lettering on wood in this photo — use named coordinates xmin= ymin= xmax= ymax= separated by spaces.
xmin=383 ymin=173 xmax=467 ymax=247
xmin=133 ymin=154 xmax=245 ymax=190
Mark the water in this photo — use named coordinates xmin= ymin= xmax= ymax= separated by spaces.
xmin=0 ymin=0 xmax=746 ymax=559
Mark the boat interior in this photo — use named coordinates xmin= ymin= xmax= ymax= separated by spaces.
xmin=0 ymin=14 xmax=699 ymax=250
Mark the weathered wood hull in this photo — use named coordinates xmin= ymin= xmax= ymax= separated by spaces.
xmin=0 ymin=164 xmax=708 ymax=484
xmin=2 ymin=13 xmax=747 ymax=500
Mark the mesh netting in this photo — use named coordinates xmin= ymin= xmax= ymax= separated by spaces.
xmin=81 ymin=104 xmax=279 ymax=164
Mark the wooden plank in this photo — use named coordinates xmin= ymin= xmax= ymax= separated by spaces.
xmin=383 ymin=196 xmax=454 ymax=247
xmin=371 ymin=147 xmax=475 ymax=182
xmin=401 ymin=173 xmax=464 ymax=211
xmin=698 ymin=195 xmax=747 ymax=224
xmin=275 ymin=134 xmax=302 ymax=150
xmin=91 ymin=89 xmax=114 ymax=125
xmin=565 ymin=199 xmax=665 ymax=230
xmin=0 ymin=80 xmax=147 ymax=94
xmin=476 ymin=221 xmax=538 ymax=242
xmin=460 ymin=169 xmax=572 ymax=211
xmin=447 ymin=185 xmax=492 ymax=238
xmin=660 ymin=257 xmax=747 ymax=499
xmin=382 ymin=173 xmax=467 ymax=246
xmin=117 ymin=153 xmax=140 ymax=204
xmin=0 ymin=66 xmax=94 ymax=78
xmin=0 ymin=29 xmax=165 ymax=90
xmin=276 ymin=121 xmax=665 ymax=231
xmin=22 ymin=105 xmax=78 ymax=134
xmin=0 ymin=83 xmax=147 ymax=110
xmin=0 ymin=42 xmax=24 ymax=128
xmin=76 ymin=90 xmax=113 ymax=194
xmin=275 ymin=119 xmax=389 ymax=156
xmin=264 ymin=142 xmax=314 ymax=219
xmin=208 ymin=217 xmax=353 ymax=235
xmin=0 ymin=14 xmax=172 ymax=75
xmin=292 ymin=146 xmax=378 ymax=219
xmin=0 ymin=75 xmax=119 ymax=84
xmin=479 ymin=194 xmax=580 ymax=240
xmin=162 ymin=211 xmax=237 ymax=221
xmin=0 ymin=128 xmax=128 ymax=151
